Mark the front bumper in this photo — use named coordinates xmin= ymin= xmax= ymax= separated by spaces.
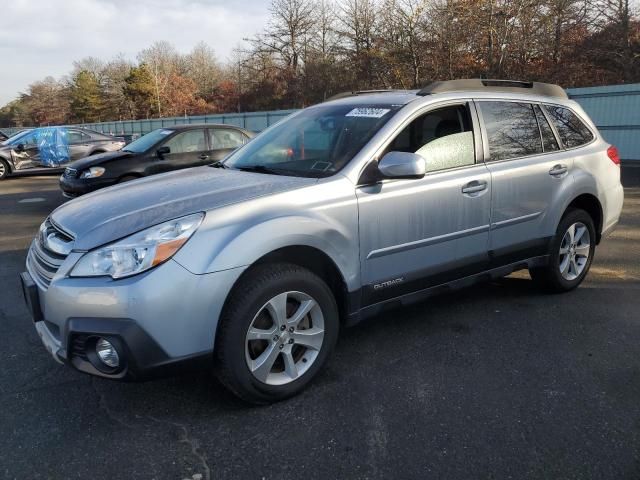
xmin=22 ymin=256 xmax=246 ymax=380
xmin=59 ymin=174 xmax=115 ymax=197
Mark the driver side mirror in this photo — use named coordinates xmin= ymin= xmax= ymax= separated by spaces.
xmin=378 ymin=151 xmax=426 ymax=180
xmin=156 ymin=146 xmax=170 ymax=158
xmin=16 ymin=143 xmax=25 ymax=152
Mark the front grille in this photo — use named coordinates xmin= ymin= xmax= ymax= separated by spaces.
xmin=27 ymin=218 xmax=73 ymax=289
xmin=63 ymin=167 xmax=78 ymax=178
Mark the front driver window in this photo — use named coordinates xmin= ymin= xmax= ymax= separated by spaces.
xmin=384 ymin=104 xmax=475 ymax=173
xmin=163 ymin=129 xmax=206 ymax=154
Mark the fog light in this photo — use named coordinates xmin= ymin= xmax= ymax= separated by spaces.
xmin=96 ymin=338 xmax=120 ymax=368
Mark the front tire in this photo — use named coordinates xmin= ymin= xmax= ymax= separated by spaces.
xmin=0 ymin=159 xmax=9 ymax=180
xmin=215 ymin=263 xmax=339 ymax=404
xmin=530 ymin=208 xmax=596 ymax=292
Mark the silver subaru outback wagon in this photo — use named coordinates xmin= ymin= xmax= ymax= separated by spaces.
xmin=21 ymin=79 xmax=624 ymax=403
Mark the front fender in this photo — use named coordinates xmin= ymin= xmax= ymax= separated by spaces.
xmin=174 ymin=214 xmax=359 ymax=291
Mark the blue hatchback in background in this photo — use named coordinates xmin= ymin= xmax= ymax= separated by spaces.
xmin=0 ymin=127 xmax=124 ymax=180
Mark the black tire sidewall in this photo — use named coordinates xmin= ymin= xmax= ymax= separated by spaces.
xmin=546 ymin=209 xmax=596 ymax=290
xmin=0 ymin=159 xmax=9 ymax=179
xmin=216 ymin=264 xmax=339 ymax=403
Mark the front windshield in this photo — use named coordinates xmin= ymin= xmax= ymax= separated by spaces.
xmin=2 ymin=129 xmax=35 ymax=146
xmin=123 ymin=128 xmax=174 ymax=153
xmin=224 ymin=103 xmax=402 ymax=177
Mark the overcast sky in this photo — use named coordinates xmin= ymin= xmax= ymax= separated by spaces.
xmin=0 ymin=0 xmax=271 ymax=105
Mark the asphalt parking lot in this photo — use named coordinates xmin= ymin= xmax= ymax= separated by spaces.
xmin=1 ymin=168 xmax=639 ymax=480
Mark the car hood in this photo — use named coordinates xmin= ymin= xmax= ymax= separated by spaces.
xmin=51 ymin=166 xmax=316 ymax=250
xmin=68 ymin=150 xmax=132 ymax=170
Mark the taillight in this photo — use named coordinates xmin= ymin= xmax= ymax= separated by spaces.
xmin=607 ymin=145 xmax=621 ymax=166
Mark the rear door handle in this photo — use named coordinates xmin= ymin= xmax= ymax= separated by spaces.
xmin=199 ymin=154 xmax=209 ymax=160
xmin=462 ymin=180 xmax=488 ymax=195
xmin=549 ymin=164 xmax=568 ymax=176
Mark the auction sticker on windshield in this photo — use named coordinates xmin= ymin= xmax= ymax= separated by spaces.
xmin=345 ymin=108 xmax=391 ymax=118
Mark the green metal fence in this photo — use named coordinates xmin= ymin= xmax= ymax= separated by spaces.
xmin=1 ymin=109 xmax=298 ymax=138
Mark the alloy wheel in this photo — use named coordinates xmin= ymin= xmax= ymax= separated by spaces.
xmin=245 ymin=291 xmax=325 ymax=386
xmin=558 ymin=222 xmax=591 ymax=281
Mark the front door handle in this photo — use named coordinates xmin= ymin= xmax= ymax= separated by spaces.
xmin=549 ymin=164 xmax=568 ymax=176
xmin=199 ymin=154 xmax=209 ymax=160
xmin=462 ymin=180 xmax=488 ymax=195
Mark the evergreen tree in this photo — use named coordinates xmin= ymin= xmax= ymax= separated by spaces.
xmin=123 ymin=64 xmax=155 ymax=118
xmin=70 ymin=70 xmax=104 ymax=123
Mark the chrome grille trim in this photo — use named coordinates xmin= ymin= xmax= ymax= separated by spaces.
xmin=63 ymin=167 xmax=78 ymax=178
xmin=27 ymin=218 xmax=73 ymax=289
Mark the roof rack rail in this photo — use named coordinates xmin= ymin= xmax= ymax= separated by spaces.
xmin=326 ymin=89 xmax=405 ymax=101
xmin=417 ymin=79 xmax=568 ymax=99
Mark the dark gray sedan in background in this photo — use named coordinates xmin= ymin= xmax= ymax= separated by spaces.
xmin=0 ymin=127 xmax=124 ymax=180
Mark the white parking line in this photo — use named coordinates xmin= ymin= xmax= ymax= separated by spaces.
xmin=18 ymin=197 xmax=46 ymax=203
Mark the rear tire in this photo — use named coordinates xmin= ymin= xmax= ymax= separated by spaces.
xmin=0 ymin=159 xmax=9 ymax=180
xmin=215 ymin=263 xmax=339 ymax=405
xmin=530 ymin=208 xmax=596 ymax=292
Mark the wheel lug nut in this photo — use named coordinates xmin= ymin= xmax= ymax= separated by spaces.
xmin=280 ymin=325 xmax=286 ymax=331
xmin=273 ymin=335 xmax=279 ymax=342
xmin=288 ymin=338 xmax=294 ymax=344
xmin=288 ymin=327 xmax=294 ymax=333
xmin=278 ymin=344 xmax=284 ymax=350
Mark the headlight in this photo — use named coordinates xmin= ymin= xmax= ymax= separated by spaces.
xmin=70 ymin=213 xmax=204 ymax=279
xmin=81 ymin=166 xmax=105 ymax=178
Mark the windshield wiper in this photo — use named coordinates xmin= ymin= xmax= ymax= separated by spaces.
xmin=236 ymin=165 xmax=282 ymax=175
xmin=210 ymin=160 xmax=228 ymax=169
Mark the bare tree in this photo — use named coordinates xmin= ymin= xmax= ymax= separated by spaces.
xmin=138 ymin=41 xmax=180 ymax=116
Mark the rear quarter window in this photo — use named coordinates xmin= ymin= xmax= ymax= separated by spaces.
xmin=544 ymin=105 xmax=594 ymax=149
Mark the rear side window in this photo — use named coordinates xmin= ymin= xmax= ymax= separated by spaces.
xmin=544 ymin=105 xmax=594 ymax=148
xmin=209 ymin=129 xmax=245 ymax=150
xmin=479 ymin=102 xmax=543 ymax=161
xmin=533 ymin=105 xmax=560 ymax=152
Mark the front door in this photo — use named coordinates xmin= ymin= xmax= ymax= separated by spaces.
xmin=11 ymin=130 xmax=41 ymax=170
xmin=357 ymin=102 xmax=492 ymax=306
xmin=156 ymin=128 xmax=208 ymax=173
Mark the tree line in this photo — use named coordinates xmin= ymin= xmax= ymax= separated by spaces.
xmin=1 ymin=0 xmax=638 ymax=128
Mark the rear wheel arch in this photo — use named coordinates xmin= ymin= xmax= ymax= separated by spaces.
xmin=564 ymin=193 xmax=603 ymax=243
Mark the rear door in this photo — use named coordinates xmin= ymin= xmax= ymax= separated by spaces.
xmin=357 ymin=101 xmax=492 ymax=305
xmin=156 ymin=128 xmax=208 ymax=173
xmin=208 ymin=128 xmax=247 ymax=164
xmin=476 ymin=100 xmax=569 ymax=264
xmin=68 ymin=129 xmax=93 ymax=161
